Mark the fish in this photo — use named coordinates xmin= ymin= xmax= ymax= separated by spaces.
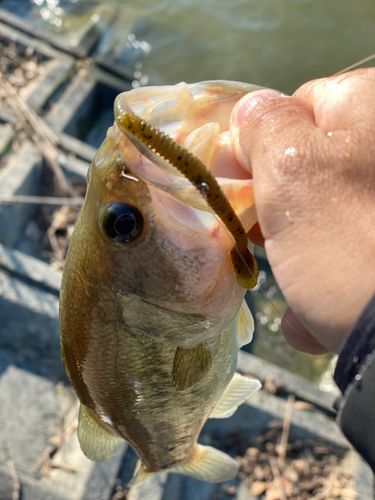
xmin=59 ymin=80 xmax=279 ymax=483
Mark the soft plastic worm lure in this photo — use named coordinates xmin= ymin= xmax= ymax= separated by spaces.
xmin=117 ymin=111 xmax=258 ymax=289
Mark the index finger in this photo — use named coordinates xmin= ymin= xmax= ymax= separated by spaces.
xmin=293 ymin=68 xmax=375 ymax=132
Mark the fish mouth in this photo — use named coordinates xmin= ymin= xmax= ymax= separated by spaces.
xmin=114 ymin=81 xmax=260 ymax=233
xmin=111 ymin=80 xmax=262 ymax=334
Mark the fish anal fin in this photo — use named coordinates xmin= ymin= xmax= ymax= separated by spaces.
xmin=172 ymin=344 xmax=212 ymax=391
xmin=132 ymin=445 xmax=238 ymax=484
xmin=78 ymin=404 xmax=124 ymax=462
xmin=171 ymin=445 xmax=238 ymax=482
xmin=210 ymin=373 xmax=261 ymax=419
xmin=237 ymin=299 xmax=254 ymax=348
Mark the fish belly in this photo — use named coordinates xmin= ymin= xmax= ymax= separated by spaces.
xmin=67 ymin=319 xmax=238 ymax=472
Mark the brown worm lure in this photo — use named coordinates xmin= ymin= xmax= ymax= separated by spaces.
xmin=117 ymin=110 xmax=258 ymax=289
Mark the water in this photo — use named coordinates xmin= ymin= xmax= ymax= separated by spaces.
xmin=2 ymin=0 xmax=374 ymax=93
xmin=246 ymin=253 xmax=335 ymax=387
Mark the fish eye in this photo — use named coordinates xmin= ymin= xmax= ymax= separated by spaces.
xmin=101 ymin=203 xmax=143 ymax=243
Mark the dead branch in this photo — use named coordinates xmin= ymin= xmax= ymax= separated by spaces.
xmin=6 ymin=456 xmax=20 ymax=500
xmin=0 ymin=76 xmax=78 ymax=197
xmin=269 ymin=456 xmax=287 ymax=500
xmin=0 ymin=194 xmax=84 ymax=205
xmin=32 ymin=413 xmax=78 ymax=476
xmin=2 ymin=441 xmax=21 ymax=500
xmin=277 ymin=394 xmax=295 ymax=465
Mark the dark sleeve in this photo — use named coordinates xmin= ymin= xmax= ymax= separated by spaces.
xmin=333 ymin=294 xmax=375 ymax=472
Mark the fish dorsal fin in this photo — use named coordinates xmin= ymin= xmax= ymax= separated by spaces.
xmin=184 ymin=122 xmax=220 ymax=166
xmin=210 ymin=373 xmax=261 ymax=419
xmin=78 ymin=404 xmax=124 ymax=462
xmin=171 ymin=444 xmax=238 ymax=482
xmin=237 ymin=299 xmax=254 ymax=348
xmin=172 ymin=344 xmax=212 ymax=391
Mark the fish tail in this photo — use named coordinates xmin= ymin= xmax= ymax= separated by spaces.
xmin=171 ymin=445 xmax=238 ymax=482
xmin=132 ymin=445 xmax=238 ymax=485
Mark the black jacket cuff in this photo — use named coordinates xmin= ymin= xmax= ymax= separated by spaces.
xmin=334 ymin=294 xmax=375 ymax=394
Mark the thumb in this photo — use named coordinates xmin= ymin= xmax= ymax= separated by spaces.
xmin=230 ymin=89 xmax=318 ymax=178
xmin=230 ymin=88 xmax=323 ymax=241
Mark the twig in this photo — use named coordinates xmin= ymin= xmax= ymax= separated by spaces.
xmin=2 ymin=441 xmax=21 ymax=500
xmin=49 ymin=461 xmax=77 ymax=473
xmin=0 ymin=194 xmax=84 ymax=205
xmin=6 ymin=456 xmax=20 ymax=500
xmin=0 ymin=77 xmax=78 ymax=197
xmin=310 ymin=467 xmax=339 ymax=500
xmin=255 ymin=423 xmax=282 ymax=444
xmin=32 ymin=413 xmax=78 ymax=476
xmin=0 ymin=77 xmax=60 ymax=145
xmin=62 ymin=419 xmax=78 ymax=440
xmin=278 ymin=394 xmax=295 ymax=465
xmin=269 ymin=456 xmax=287 ymax=500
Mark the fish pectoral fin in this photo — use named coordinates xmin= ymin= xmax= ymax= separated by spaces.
xmin=237 ymin=299 xmax=254 ymax=349
xmin=171 ymin=445 xmax=238 ymax=482
xmin=78 ymin=404 xmax=124 ymax=462
xmin=172 ymin=344 xmax=212 ymax=391
xmin=210 ymin=373 xmax=261 ymax=419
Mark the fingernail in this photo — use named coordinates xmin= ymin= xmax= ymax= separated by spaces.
xmin=230 ymin=90 xmax=285 ymax=171
xmin=231 ymin=89 xmax=284 ymax=128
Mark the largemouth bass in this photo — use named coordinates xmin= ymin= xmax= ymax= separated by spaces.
xmin=60 ymin=81 xmax=274 ymax=483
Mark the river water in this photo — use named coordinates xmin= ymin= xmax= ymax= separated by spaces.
xmin=4 ymin=0 xmax=375 ymax=93
xmin=4 ymin=0 xmax=374 ymax=385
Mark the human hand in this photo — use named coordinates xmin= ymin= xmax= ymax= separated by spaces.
xmin=230 ymin=68 xmax=375 ymax=354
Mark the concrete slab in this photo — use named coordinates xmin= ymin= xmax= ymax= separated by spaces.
xmin=0 ymin=105 xmax=16 ymax=124
xmin=0 ymin=242 xmax=61 ymax=293
xmin=0 ymin=363 xmax=60 ymax=474
xmin=0 ymin=347 xmax=127 ymax=500
xmin=127 ymin=473 xmax=169 ymax=500
xmin=46 ymin=66 xmax=131 ymax=162
xmin=0 ymin=141 xmax=42 ymax=248
xmin=0 ymin=268 xmax=62 ymax=377
xmin=0 ymin=122 xmax=15 ymax=155
xmin=59 ymin=154 xmax=90 ymax=179
xmin=237 ymin=351 xmax=336 ymax=414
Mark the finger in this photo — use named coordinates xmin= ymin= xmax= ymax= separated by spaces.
xmin=230 ymin=89 xmax=286 ymax=174
xmin=230 ymin=90 xmax=317 ymax=176
xmin=230 ymin=90 xmax=322 ymax=240
xmin=294 ymin=68 xmax=375 ymax=132
xmin=281 ymin=308 xmax=332 ymax=355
